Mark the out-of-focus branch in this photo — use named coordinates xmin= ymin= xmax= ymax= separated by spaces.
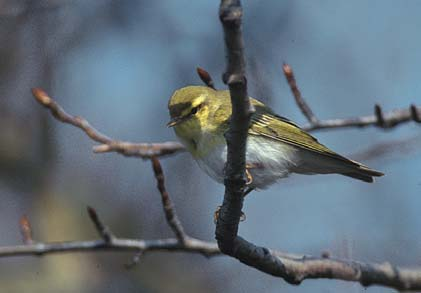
xmin=281 ymin=63 xmax=421 ymax=132
xmin=350 ymin=134 xmax=421 ymax=162
xmin=0 ymin=165 xmax=220 ymax=258
xmin=87 ymin=206 xmax=115 ymax=243
xmin=31 ymin=88 xmax=185 ymax=159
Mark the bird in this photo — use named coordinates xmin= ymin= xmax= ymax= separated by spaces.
xmin=167 ymin=85 xmax=383 ymax=191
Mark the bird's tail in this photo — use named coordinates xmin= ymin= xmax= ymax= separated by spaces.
xmin=340 ymin=161 xmax=384 ymax=183
xmin=292 ymin=150 xmax=384 ymax=183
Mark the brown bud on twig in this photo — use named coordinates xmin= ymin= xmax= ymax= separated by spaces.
xmin=374 ymin=104 xmax=385 ymax=127
xmin=410 ymin=104 xmax=421 ymax=123
xmin=19 ymin=215 xmax=33 ymax=245
xmin=197 ymin=67 xmax=216 ymax=89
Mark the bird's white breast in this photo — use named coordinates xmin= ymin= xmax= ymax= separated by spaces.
xmin=195 ymin=135 xmax=298 ymax=189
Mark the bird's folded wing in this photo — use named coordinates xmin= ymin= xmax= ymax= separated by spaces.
xmin=248 ymin=107 xmax=358 ymax=166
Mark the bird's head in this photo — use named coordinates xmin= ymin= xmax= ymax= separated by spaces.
xmin=168 ymin=86 xmax=218 ymax=149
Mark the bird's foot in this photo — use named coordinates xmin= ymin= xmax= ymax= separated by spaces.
xmin=245 ymin=167 xmax=253 ymax=185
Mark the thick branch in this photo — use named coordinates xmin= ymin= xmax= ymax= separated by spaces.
xmin=216 ymin=0 xmax=253 ymax=255
xmin=31 ymin=88 xmax=185 ymax=159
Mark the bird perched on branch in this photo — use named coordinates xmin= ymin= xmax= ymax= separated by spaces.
xmin=168 ymin=86 xmax=383 ymax=191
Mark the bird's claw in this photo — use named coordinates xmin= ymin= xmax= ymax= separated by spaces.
xmin=245 ymin=168 xmax=253 ymax=185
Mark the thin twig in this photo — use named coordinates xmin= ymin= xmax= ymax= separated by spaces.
xmin=151 ymin=157 xmax=187 ymax=244
xmin=87 ymin=206 xmax=115 ymax=243
xmin=280 ymin=67 xmax=421 ymax=131
xmin=302 ymin=104 xmax=421 ymax=132
xmin=283 ymin=63 xmax=319 ymax=124
xmin=31 ymin=88 xmax=185 ymax=159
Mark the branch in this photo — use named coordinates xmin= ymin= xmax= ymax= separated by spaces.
xmin=0 ymin=165 xmax=221 ymax=258
xmin=281 ymin=63 xmax=421 ymax=132
xmin=87 ymin=206 xmax=115 ymax=243
xmin=216 ymin=0 xmax=253 ymax=254
xmin=151 ymin=157 xmax=187 ymax=244
xmin=31 ymin=88 xmax=185 ymax=159
xmin=302 ymin=104 xmax=421 ymax=131
xmin=0 ymin=235 xmax=219 ymax=257
xmin=6 ymin=212 xmax=421 ymax=290
xmin=283 ymin=63 xmax=319 ymax=124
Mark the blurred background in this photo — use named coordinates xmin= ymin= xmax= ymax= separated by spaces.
xmin=1 ymin=0 xmax=421 ymax=292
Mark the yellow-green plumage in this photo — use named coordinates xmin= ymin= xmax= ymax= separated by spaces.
xmin=168 ymin=86 xmax=383 ymax=188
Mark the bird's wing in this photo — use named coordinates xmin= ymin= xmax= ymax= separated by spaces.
xmin=248 ymin=103 xmax=357 ymax=165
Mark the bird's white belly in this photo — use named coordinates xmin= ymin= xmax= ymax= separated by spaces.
xmin=196 ymin=136 xmax=298 ymax=189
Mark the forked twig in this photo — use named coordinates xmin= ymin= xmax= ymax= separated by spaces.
xmin=31 ymin=88 xmax=185 ymax=159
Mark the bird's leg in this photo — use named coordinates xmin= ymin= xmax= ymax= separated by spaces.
xmin=245 ymin=167 xmax=253 ymax=185
xmin=213 ymin=206 xmax=220 ymax=224
xmin=215 ymin=162 xmax=260 ymax=223
xmin=244 ymin=162 xmax=263 ymax=196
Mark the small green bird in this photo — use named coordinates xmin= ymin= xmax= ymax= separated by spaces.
xmin=168 ymin=86 xmax=383 ymax=189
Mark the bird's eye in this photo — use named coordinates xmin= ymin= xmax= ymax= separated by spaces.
xmin=191 ymin=106 xmax=199 ymax=115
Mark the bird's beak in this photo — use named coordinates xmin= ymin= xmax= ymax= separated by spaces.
xmin=167 ymin=117 xmax=181 ymax=127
